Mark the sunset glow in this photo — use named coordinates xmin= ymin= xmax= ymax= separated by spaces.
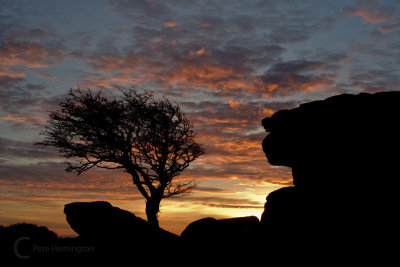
xmin=1 ymin=0 xmax=399 ymax=236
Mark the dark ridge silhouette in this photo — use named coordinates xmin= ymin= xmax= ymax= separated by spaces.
xmin=0 ymin=223 xmax=58 ymax=258
xmin=261 ymin=91 xmax=400 ymax=259
xmin=0 ymin=223 xmax=64 ymax=264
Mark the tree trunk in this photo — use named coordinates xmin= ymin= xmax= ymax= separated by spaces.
xmin=146 ymin=198 xmax=161 ymax=228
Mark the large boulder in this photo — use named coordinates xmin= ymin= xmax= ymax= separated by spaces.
xmin=64 ymin=201 xmax=178 ymax=258
xmin=65 ymin=201 xmax=142 ymax=238
xmin=180 ymin=217 xmax=218 ymax=243
xmin=180 ymin=216 xmax=259 ymax=253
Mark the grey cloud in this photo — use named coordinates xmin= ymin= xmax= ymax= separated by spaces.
xmin=0 ymin=75 xmax=24 ymax=90
xmin=352 ymin=44 xmax=398 ymax=58
xmin=270 ymin=60 xmax=338 ymax=73
xmin=0 ymin=78 xmax=40 ymax=113
xmin=0 ymin=160 xmax=136 ymax=193
xmin=112 ymin=0 xmax=172 ymax=18
xmin=347 ymin=68 xmax=400 ymax=93
xmin=0 ymin=137 xmax=59 ymax=160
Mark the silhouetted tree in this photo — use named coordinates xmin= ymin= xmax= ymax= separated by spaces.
xmin=37 ymin=89 xmax=205 ymax=227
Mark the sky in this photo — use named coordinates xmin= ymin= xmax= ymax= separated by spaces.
xmin=1 ymin=0 xmax=399 ymax=236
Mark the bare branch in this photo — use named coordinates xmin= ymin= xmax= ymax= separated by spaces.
xmin=36 ymin=88 xmax=205 ymax=227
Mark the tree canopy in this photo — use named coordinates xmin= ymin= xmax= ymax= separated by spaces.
xmin=37 ymin=88 xmax=205 ymax=226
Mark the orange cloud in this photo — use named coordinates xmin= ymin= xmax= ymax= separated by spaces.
xmin=189 ymin=48 xmax=210 ymax=57
xmin=0 ymin=41 xmax=64 ymax=80
xmin=163 ymin=20 xmax=178 ymax=27
xmin=0 ymin=65 xmax=25 ymax=77
xmin=201 ymin=23 xmax=212 ymax=28
xmin=255 ymin=73 xmax=335 ymax=97
xmin=164 ymin=62 xmax=254 ymax=92
xmin=0 ymin=114 xmax=47 ymax=127
xmin=228 ymin=99 xmax=245 ymax=109
xmin=0 ymin=41 xmax=63 ymax=69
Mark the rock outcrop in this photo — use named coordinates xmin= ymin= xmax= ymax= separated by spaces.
xmin=262 ymin=91 xmax=400 ymax=191
xmin=260 ymin=91 xmax=400 ymax=257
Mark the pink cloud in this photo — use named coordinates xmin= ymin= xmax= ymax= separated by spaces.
xmin=346 ymin=7 xmax=392 ymax=24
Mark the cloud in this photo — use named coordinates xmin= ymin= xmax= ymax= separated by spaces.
xmin=269 ymin=60 xmax=338 ymax=73
xmin=347 ymin=68 xmax=400 ymax=93
xmin=184 ymin=158 xmax=292 ymax=185
xmin=0 ymin=78 xmax=50 ymax=128
xmin=255 ymin=59 xmax=339 ymax=97
xmin=1 ymin=50 xmax=60 ymax=87
xmin=0 ymin=137 xmax=58 ymax=160
xmin=379 ymin=23 xmax=400 ymax=33
xmin=0 ymin=194 xmax=142 ymax=203
xmin=163 ymin=20 xmax=178 ymax=27
xmin=0 ymin=160 xmax=140 ymax=196
xmin=0 ymin=77 xmax=40 ymax=111
xmin=111 ymin=0 xmax=172 ymax=19
xmin=0 ymin=41 xmax=64 ymax=69
xmin=193 ymin=187 xmax=227 ymax=193
xmin=344 ymin=1 xmax=394 ymax=24
xmin=87 ymin=0 xmax=336 ymax=96
xmin=184 ymin=196 xmax=264 ymax=209
xmin=0 ymin=75 xmax=24 ymax=90
xmin=378 ymin=13 xmax=400 ymax=33
xmin=346 ymin=7 xmax=392 ymax=23
xmin=0 ymin=114 xmax=47 ymax=128
xmin=81 ymin=43 xmax=339 ymax=99
xmin=259 ymin=73 xmax=336 ymax=97
xmin=0 ymin=11 xmax=67 ymax=129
